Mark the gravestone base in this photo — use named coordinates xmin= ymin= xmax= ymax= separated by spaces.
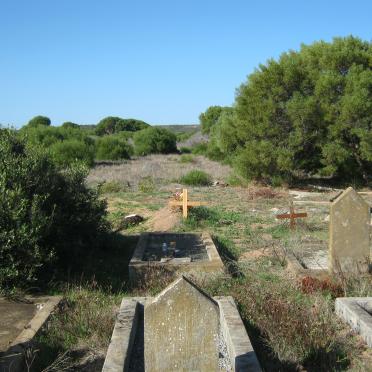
xmin=0 ymin=296 xmax=62 ymax=372
xmin=129 ymin=232 xmax=224 ymax=283
xmin=103 ymin=285 xmax=261 ymax=371
xmin=335 ymin=297 xmax=372 ymax=347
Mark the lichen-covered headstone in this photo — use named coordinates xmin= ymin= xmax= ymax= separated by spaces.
xmin=144 ymin=276 xmax=220 ymax=371
xmin=329 ymin=187 xmax=370 ymax=273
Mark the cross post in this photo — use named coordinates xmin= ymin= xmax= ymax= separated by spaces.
xmin=169 ymin=188 xmax=207 ymax=218
xmin=276 ymin=200 xmax=307 ymax=229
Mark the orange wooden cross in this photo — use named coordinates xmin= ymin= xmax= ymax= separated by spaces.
xmin=276 ymin=201 xmax=307 ymax=229
xmin=169 ymin=188 xmax=207 ymax=218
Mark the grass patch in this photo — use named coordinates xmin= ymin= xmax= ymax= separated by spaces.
xmin=179 ymin=169 xmax=212 ymax=186
xmin=138 ymin=176 xmax=156 ymax=192
xmin=179 ymin=154 xmax=194 ymax=163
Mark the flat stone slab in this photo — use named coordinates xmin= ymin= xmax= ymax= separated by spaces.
xmin=301 ymin=250 xmax=329 ymax=270
xmin=335 ymin=297 xmax=372 ymax=347
xmin=129 ymin=233 xmax=224 ymax=283
xmin=0 ymin=296 xmax=62 ymax=372
xmin=0 ymin=298 xmax=37 ymax=351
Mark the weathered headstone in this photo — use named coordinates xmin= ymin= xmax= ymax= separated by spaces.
xmin=329 ymin=187 xmax=370 ymax=273
xmin=144 ymin=276 xmax=220 ymax=371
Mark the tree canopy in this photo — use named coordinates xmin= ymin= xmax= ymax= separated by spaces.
xmin=208 ymin=36 xmax=372 ymax=183
xmin=27 ymin=115 xmax=51 ymax=127
xmin=95 ymin=116 xmax=149 ymax=135
xmin=199 ymin=106 xmax=233 ymax=134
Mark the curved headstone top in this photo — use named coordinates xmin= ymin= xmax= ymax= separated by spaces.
xmin=144 ymin=276 xmax=220 ymax=372
xmin=329 ymin=187 xmax=370 ymax=273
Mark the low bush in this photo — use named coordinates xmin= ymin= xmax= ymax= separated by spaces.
xmin=179 ymin=154 xmax=194 ymax=163
xmin=134 ymin=127 xmax=177 ymax=155
xmin=179 ymin=146 xmax=192 ymax=154
xmin=179 ymin=169 xmax=212 ymax=186
xmin=50 ymin=139 xmax=95 ymax=167
xmin=95 ymin=136 xmax=133 ymax=161
xmin=191 ymin=142 xmax=208 ymax=155
xmin=0 ymin=130 xmax=108 ymax=288
xmin=98 ymin=180 xmax=127 ymax=194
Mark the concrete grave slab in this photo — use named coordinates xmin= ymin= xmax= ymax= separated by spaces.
xmin=129 ymin=232 xmax=224 ymax=283
xmin=0 ymin=296 xmax=62 ymax=372
xmin=103 ymin=277 xmax=261 ymax=371
xmin=329 ymin=187 xmax=370 ymax=273
xmin=335 ymin=297 xmax=372 ymax=347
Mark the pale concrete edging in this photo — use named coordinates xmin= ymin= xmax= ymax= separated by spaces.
xmin=335 ymin=297 xmax=372 ymax=348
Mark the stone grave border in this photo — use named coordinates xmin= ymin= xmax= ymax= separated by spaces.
xmin=285 ymin=252 xmax=328 ymax=278
xmin=129 ymin=232 xmax=224 ymax=283
xmin=0 ymin=296 xmax=62 ymax=372
xmin=103 ymin=295 xmax=261 ymax=372
xmin=335 ymin=297 xmax=372 ymax=348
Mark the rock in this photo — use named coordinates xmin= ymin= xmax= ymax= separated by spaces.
xmin=122 ymin=214 xmax=144 ymax=228
xmin=323 ymin=215 xmax=330 ymax=222
xmin=213 ymin=180 xmax=228 ymax=187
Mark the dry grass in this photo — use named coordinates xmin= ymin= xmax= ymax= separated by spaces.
xmin=87 ymin=154 xmax=232 ymax=189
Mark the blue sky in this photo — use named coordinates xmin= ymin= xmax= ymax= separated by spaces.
xmin=1 ymin=0 xmax=372 ymax=127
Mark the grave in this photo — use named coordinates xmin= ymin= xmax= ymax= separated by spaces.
xmin=329 ymin=187 xmax=370 ymax=273
xmin=285 ymin=187 xmax=372 ymax=277
xmin=102 ymin=276 xmax=261 ymax=371
xmin=335 ymin=297 xmax=372 ymax=347
xmin=129 ymin=232 xmax=224 ymax=283
xmin=0 ymin=296 xmax=61 ymax=372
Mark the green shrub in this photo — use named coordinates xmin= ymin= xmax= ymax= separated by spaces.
xmin=138 ymin=176 xmax=156 ymax=193
xmin=26 ymin=115 xmax=51 ymax=127
xmin=179 ymin=146 xmax=192 ymax=154
xmin=179 ymin=154 xmax=194 ymax=163
xmin=98 ymin=181 xmax=127 ymax=194
xmin=50 ymin=139 xmax=95 ymax=167
xmin=0 ymin=130 xmax=108 ymax=287
xmin=95 ymin=136 xmax=133 ymax=161
xmin=179 ymin=169 xmax=212 ymax=186
xmin=191 ymin=142 xmax=208 ymax=155
xmin=134 ymin=127 xmax=177 ymax=156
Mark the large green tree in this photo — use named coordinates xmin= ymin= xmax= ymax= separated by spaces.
xmin=214 ymin=36 xmax=372 ymax=183
xmin=95 ymin=116 xmax=149 ymax=135
xmin=199 ymin=106 xmax=233 ymax=134
xmin=27 ymin=115 xmax=51 ymax=127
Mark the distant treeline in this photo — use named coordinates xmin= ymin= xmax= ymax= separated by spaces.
xmin=10 ymin=115 xmax=185 ymax=167
xmin=198 ymin=36 xmax=372 ymax=185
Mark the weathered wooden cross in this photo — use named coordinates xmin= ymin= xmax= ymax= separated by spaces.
xmin=276 ymin=200 xmax=307 ymax=229
xmin=169 ymin=188 xmax=207 ymax=218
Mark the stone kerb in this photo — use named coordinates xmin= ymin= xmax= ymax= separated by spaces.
xmin=144 ymin=276 xmax=220 ymax=371
xmin=329 ymin=187 xmax=370 ymax=273
xmin=335 ymin=297 xmax=372 ymax=347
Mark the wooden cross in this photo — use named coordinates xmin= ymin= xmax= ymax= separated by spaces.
xmin=169 ymin=188 xmax=207 ymax=218
xmin=276 ymin=200 xmax=307 ymax=229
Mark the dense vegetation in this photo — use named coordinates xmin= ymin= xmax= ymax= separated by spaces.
xmin=203 ymin=36 xmax=372 ymax=184
xmin=95 ymin=116 xmax=149 ymax=135
xmin=0 ymin=130 xmax=108 ymax=287
xmin=133 ymin=126 xmax=177 ymax=155
xmin=17 ymin=115 xmax=177 ymax=164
